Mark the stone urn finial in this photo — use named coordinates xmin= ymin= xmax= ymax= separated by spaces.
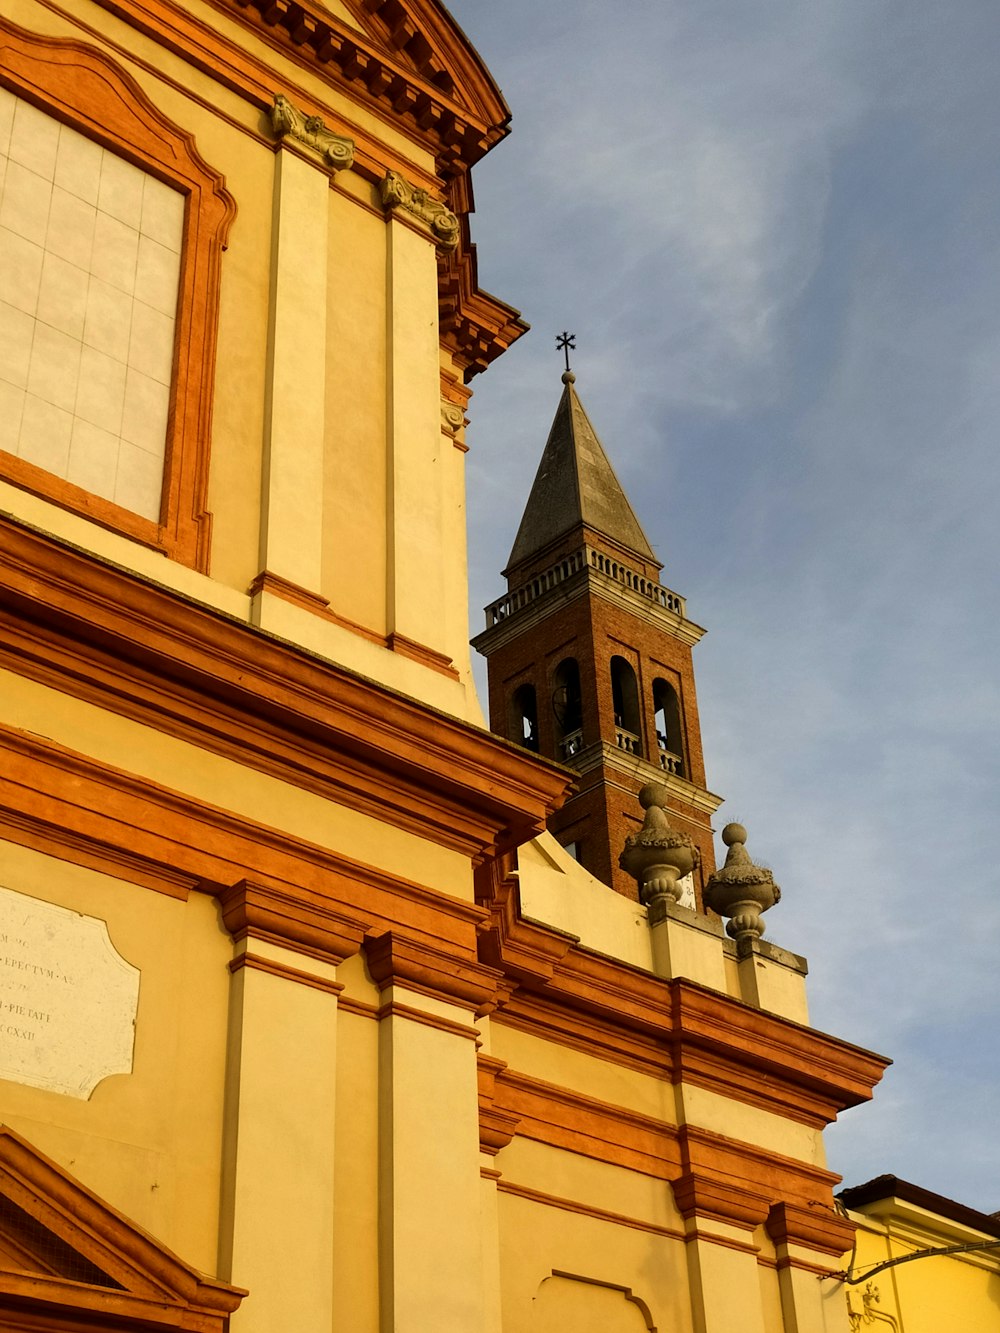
xmin=703 ymin=823 xmax=780 ymax=943
xmin=619 ymin=783 xmax=700 ymax=915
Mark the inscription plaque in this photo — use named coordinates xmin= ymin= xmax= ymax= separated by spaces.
xmin=0 ymin=886 xmax=140 ymax=1099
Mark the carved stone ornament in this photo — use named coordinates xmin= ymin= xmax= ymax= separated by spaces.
xmin=619 ymin=784 xmax=700 ymax=914
xmin=379 ymin=170 xmax=460 ymax=250
xmin=441 ymin=401 xmax=465 ymax=436
xmin=269 ymin=94 xmax=354 ymax=172
xmin=703 ymin=823 xmax=780 ymax=943
xmin=0 ymin=885 xmax=139 ymax=1100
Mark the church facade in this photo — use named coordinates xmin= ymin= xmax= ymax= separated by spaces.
xmin=0 ymin=1 xmax=902 ymax=1329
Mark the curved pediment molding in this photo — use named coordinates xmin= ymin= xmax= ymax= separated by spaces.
xmin=219 ymin=0 xmax=509 ymax=176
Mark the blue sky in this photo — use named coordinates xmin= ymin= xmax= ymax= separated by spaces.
xmin=448 ymin=0 xmax=1000 ymax=1211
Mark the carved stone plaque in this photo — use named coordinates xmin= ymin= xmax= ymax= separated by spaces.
xmin=0 ymin=886 xmax=139 ymax=1100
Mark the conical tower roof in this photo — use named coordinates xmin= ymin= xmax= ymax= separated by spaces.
xmin=506 ymin=372 xmax=659 ymax=575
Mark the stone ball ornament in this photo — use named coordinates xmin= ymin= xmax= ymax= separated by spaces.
xmin=619 ymin=783 xmax=700 ymax=909
xmin=703 ymin=823 xmax=780 ymax=943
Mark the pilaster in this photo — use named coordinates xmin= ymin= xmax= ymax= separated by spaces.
xmin=775 ymin=1257 xmax=840 ymax=1333
xmin=382 ymin=174 xmax=459 ymax=669
xmin=767 ymin=1201 xmax=856 ymax=1332
xmin=674 ymin=1173 xmax=770 ymax=1333
xmin=479 ymin=1163 xmax=505 ymax=1333
xmin=684 ymin=1229 xmax=769 ymax=1333
xmin=219 ymin=935 xmax=345 ymax=1333
xmin=371 ymin=942 xmax=486 ymax=1331
xmin=733 ymin=937 xmax=810 ymax=1023
xmin=648 ymin=901 xmax=728 ymax=990
xmin=256 ymin=98 xmax=353 ymax=610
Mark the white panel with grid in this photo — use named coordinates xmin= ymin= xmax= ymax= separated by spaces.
xmin=0 ymin=88 xmax=183 ymax=521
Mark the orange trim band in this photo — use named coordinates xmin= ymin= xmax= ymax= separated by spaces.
xmin=337 ymin=995 xmax=380 ymax=1021
xmin=228 ymin=952 xmax=345 ymax=997
xmin=0 ymin=515 xmax=569 ymax=862
xmin=386 ymin=632 xmax=459 ymax=680
xmin=496 ymin=1180 xmax=684 ymax=1242
xmin=377 ymin=1001 xmax=480 ymax=1043
xmin=683 ymin=1227 xmax=761 ymax=1258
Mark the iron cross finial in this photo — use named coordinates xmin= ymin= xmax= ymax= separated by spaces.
xmin=556 ymin=331 xmax=576 ymax=375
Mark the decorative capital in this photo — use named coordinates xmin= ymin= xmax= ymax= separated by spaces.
xmin=441 ymin=400 xmax=466 ymax=437
xmin=216 ymin=878 xmax=367 ymax=965
xmin=619 ymin=783 xmax=699 ymax=915
xmin=379 ymin=170 xmax=460 ymax=250
xmin=365 ymin=930 xmax=501 ymax=1011
xmin=704 ymin=824 xmax=780 ymax=943
xmin=269 ymin=94 xmax=354 ymax=172
xmin=478 ymin=1053 xmax=520 ymax=1155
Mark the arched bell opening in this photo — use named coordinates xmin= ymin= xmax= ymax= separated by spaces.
xmin=509 ymin=683 xmax=539 ymax=752
xmin=652 ymin=677 xmax=684 ymax=777
xmin=610 ymin=656 xmax=642 ymax=756
xmin=551 ymin=657 xmax=583 ymax=760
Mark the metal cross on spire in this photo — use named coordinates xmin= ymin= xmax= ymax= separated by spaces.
xmin=556 ymin=331 xmax=576 ymax=376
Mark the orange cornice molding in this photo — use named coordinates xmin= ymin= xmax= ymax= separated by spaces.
xmin=0 ymin=722 xmax=487 ymax=950
xmin=671 ymin=1171 xmax=771 ymax=1231
xmin=340 ymin=0 xmax=510 ymax=125
xmin=0 ymin=1125 xmax=246 ymax=1327
xmin=438 ymin=236 xmax=529 ymax=381
xmin=219 ymin=878 xmax=369 ymax=964
xmin=0 ymin=516 xmax=569 ymax=861
xmin=495 ymin=975 xmax=886 ymax=1132
xmin=478 ymin=1053 xmax=521 ymax=1155
xmin=497 ymin=1069 xmax=679 ymax=1181
xmin=0 ymin=725 xmax=533 ymax=1015
xmin=475 ymin=857 xmax=889 ymax=1131
xmin=215 ymin=0 xmax=510 ymax=174
xmin=766 ymin=1199 xmax=856 ymax=1259
xmin=490 ymin=1069 xmax=855 ymax=1253
xmin=92 ymin=0 xmax=508 ymax=178
xmin=678 ymin=1124 xmax=854 ymax=1255
xmin=365 ymin=929 xmax=501 ymax=1010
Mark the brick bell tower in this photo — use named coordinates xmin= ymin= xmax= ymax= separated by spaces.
xmin=472 ymin=359 xmax=722 ymax=903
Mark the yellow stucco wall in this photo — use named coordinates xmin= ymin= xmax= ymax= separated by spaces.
xmin=843 ymin=1195 xmax=1000 ymax=1332
xmin=0 ymin=837 xmax=231 ymax=1271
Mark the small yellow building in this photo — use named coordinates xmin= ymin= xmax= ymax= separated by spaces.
xmin=0 ymin=0 xmax=901 ymax=1329
xmin=838 ymin=1176 xmax=1000 ymax=1331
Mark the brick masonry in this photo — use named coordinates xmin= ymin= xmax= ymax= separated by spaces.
xmin=480 ymin=554 xmax=719 ymax=903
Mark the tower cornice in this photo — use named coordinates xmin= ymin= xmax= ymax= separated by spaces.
xmin=563 ymin=743 xmax=724 ymax=817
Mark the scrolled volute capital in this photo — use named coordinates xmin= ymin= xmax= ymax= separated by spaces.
xmin=704 ymin=823 xmax=780 ymax=943
xmin=620 ymin=783 xmax=699 ymax=913
xmin=269 ymin=94 xmax=354 ymax=172
xmin=379 ymin=170 xmax=460 ymax=250
xmin=441 ymin=401 xmax=466 ymax=436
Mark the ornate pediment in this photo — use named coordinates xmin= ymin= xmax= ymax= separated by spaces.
xmin=0 ymin=1127 xmax=245 ymax=1329
xmin=220 ymin=0 xmax=510 ymax=176
xmin=325 ymin=0 xmax=508 ymax=126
